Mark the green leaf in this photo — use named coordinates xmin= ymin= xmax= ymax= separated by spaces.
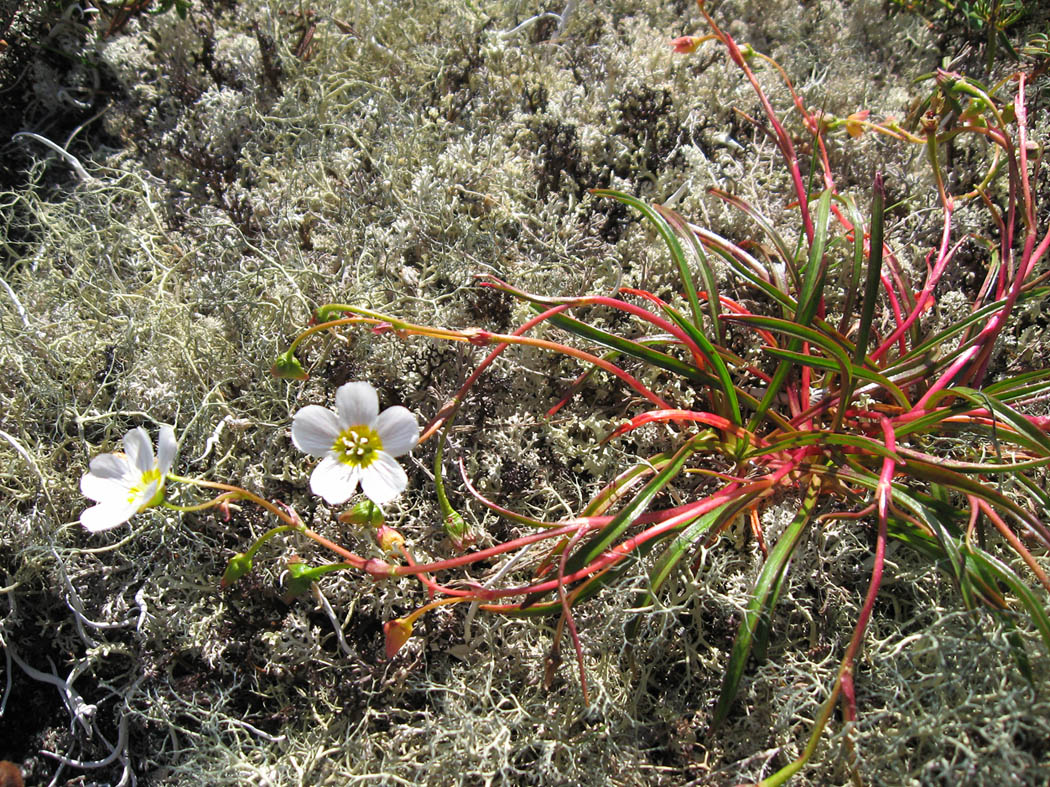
xmin=894 ymin=447 xmax=1050 ymax=475
xmin=528 ymin=305 xmax=718 ymax=387
xmin=832 ymin=192 xmax=865 ymax=337
xmin=728 ymin=310 xmax=859 ymax=414
xmin=744 ymin=431 xmax=902 ymax=463
xmin=966 ymin=548 xmax=1050 ymax=656
xmin=653 ymin=299 xmax=742 ymax=425
xmin=888 ymin=287 xmax=1049 ymax=371
xmin=745 ymin=190 xmax=832 ymax=433
xmin=688 ymin=224 xmax=799 ymax=312
xmin=713 ymin=476 xmax=821 ymax=726
xmin=709 ymin=188 xmax=799 ymax=294
xmin=796 ymin=189 xmax=833 ymax=326
xmin=507 ymin=538 xmax=664 ymax=618
xmin=563 ymin=432 xmax=711 ymax=577
xmin=758 ymin=346 xmax=910 ymax=409
xmin=592 ymin=189 xmax=704 ymax=330
xmin=581 ymin=450 xmax=678 ymax=517
xmin=625 ymin=499 xmax=753 ymax=643
xmin=854 ymin=173 xmax=885 ymax=366
xmin=876 ymin=479 xmax=969 ymax=591
xmin=984 ymin=368 xmax=1050 ymax=400
xmin=928 ymin=386 xmax=1050 ymax=458
xmin=654 ymin=203 xmax=725 ymax=344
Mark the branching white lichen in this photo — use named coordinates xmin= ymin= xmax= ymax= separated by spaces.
xmin=2 ymin=0 xmax=1048 ymax=784
xmin=11 ymin=132 xmax=93 ymax=183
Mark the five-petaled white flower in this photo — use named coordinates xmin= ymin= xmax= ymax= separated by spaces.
xmin=292 ymin=381 xmax=419 ymax=506
xmin=80 ymin=426 xmax=177 ymax=532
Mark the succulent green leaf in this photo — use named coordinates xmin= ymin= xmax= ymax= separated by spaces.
xmin=563 ymin=433 xmax=711 ymax=577
xmin=592 ymin=189 xmax=704 ymax=330
xmin=713 ymin=477 xmax=821 ymax=727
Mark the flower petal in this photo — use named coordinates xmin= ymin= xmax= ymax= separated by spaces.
xmin=360 ymin=452 xmax=408 ymax=505
xmin=80 ymin=470 xmax=132 ymax=504
xmin=292 ymin=406 xmax=341 ymax=456
xmin=309 ymin=455 xmax=360 ymax=505
xmin=375 ymin=406 xmax=419 ymax=457
xmin=87 ymin=452 xmax=131 ymax=481
xmin=123 ymin=427 xmax=154 ymax=474
xmin=157 ymin=425 xmax=177 ymax=474
xmin=335 ymin=382 xmax=379 ymax=427
xmin=80 ymin=499 xmax=139 ymax=532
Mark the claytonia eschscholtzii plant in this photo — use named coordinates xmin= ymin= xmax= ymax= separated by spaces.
xmin=80 ymin=425 xmax=177 ymax=532
xmin=77 ymin=1 xmax=1050 ymax=783
xmin=264 ymin=3 xmax=1050 ymax=782
xmin=292 ymin=381 xmax=419 ymax=506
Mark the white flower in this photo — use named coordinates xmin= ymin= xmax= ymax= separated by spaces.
xmin=292 ymin=381 xmax=419 ymax=506
xmin=80 ymin=426 xmax=177 ymax=532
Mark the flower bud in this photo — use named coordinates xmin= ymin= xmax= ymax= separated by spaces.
xmin=282 ymin=558 xmax=315 ymax=601
xmin=376 ymin=525 xmax=405 ymax=554
xmin=935 ymin=68 xmax=959 ymax=90
xmin=314 ymin=305 xmax=344 ymax=323
xmin=220 ymin=552 xmax=253 ymax=589
xmin=920 ymin=110 xmax=939 ymax=135
xmin=384 ymin=617 xmax=413 ymax=659
xmin=271 ymin=351 xmax=308 ymax=380
xmin=465 ymin=328 xmax=495 ymax=346
xmin=445 ymin=511 xmax=476 ymax=551
xmin=363 ymin=558 xmax=395 ymax=580
xmin=464 ymin=582 xmax=498 ymax=601
xmin=338 ymin=500 xmax=385 ymax=527
xmin=669 ymin=35 xmax=702 ymax=54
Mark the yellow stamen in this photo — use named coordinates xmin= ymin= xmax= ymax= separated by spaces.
xmin=333 ymin=426 xmax=383 ymax=468
xmin=128 ymin=468 xmax=164 ymax=510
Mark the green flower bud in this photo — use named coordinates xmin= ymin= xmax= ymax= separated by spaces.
xmin=220 ymin=552 xmax=253 ymax=589
xmin=444 ymin=511 xmax=475 ymax=551
xmin=338 ymin=500 xmax=385 ymax=527
xmin=271 ymin=351 xmax=308 ymax=380
xmin=314 ymin=305 xmax=344 ymax=323
xmin=282 ymin=559 xmax=316 ymax=601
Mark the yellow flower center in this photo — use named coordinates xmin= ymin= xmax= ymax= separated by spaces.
xmin=333 ymin=425 xmax=383 ymax=468
xmin=129 ymin=467 xmax=165 ymax=510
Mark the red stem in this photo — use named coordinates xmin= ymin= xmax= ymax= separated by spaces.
xmin=840 ymin=418 xmax=896 ymax=720
xmin=697 ymin=2 xmax=814 ymax=244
